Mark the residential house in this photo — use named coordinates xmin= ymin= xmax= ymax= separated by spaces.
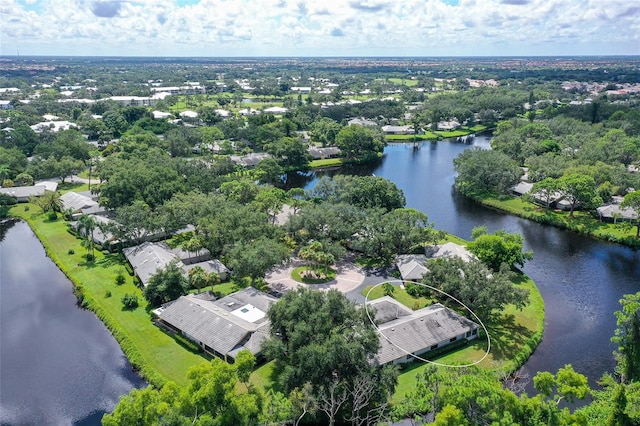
xmin=0 ymin=100 xmax=13 ymax=110
xmin=596 ymin=196 xmax=638 ymax=222
xmin=152 ymin=111 xmax=173 ymax=120
xmin=348 ymin=117 xmax=377 ymax=127
xmin=396 ymin=254 xmax=429 ymax=281
xmin=154 ymin=287 xmax=278 ymax=361
xmin=369 ymin=297 xmax=479 ymax=365
xmin=308 ymin=146 xmax=341 ymax=160
xmin=425 ymin=242 xmax=478 ymax=263
xmin=59 ymin=191 xmax=106 ymax=217
xmin=437 ymin=121 xmax=461 ymax=131
xmin=230 ymin=152 xmax=271 ymax=167
xmin=123 ymin=241 xmax=228 ymax=288
xmin=263 ymin=106 xmax=288 ymax=114
xmin=381 ymin=125 xmax=414 ymax=135
xmin=30 ymin=120 xmax=78 ymax=133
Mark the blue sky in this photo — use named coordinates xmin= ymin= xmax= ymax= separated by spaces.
xmin=2 ymin=0 xmax=639 ymax=56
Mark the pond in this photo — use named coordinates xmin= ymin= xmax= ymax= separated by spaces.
xmin=296 ymin=137 xmax=640 ymax=388
xmin=0 ymin=220 xmax=145 ymax=426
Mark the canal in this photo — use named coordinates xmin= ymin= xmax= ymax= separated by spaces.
xmin=0 ymin=220 xmax=144 ymax=426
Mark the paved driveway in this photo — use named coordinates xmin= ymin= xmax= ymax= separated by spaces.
xmin=265 ymin=258 xmax=366 ymax=294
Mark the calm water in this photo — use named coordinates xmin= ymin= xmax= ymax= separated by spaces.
xmin=0 ymin=220 xmax=144 ymax=426
xmin=296 ymin=137 xmax=640 ymax=388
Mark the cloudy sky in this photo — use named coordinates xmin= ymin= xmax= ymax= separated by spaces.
xmin=2 ymin=0 xmax=639 ymax=57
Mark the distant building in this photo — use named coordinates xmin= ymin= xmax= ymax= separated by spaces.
xmin=348 ymin=117 xmax=377 ymax=127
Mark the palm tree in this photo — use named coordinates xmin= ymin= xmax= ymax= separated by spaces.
xmin=188 ymin=265 xmax=207 ymax=293
xmin=36 ymin=191 xmax=63 ymax=216
xmin=0 ymin=165 xmax=12 ymax=182
xmin=78 ymin=214 xmax=97 ymax=260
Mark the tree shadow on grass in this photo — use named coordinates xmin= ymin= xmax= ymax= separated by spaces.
xmin=485 ymin=313 xmax=534 ymax=362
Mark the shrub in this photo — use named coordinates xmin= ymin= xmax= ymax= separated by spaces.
xmin=115 ymin=270 xmax=126 ymax=286
xmin=47 ymin=211 xmax=58 ymax=221
xmin=105 ymin=290 xmax=112 ymax=298
xmin=24 ymin=206 xmax=29 ymax=211
xmin=121 ymin=293 xmax=139 ymax=310
xmin=68 ymin=249 xmax=75 ymax=255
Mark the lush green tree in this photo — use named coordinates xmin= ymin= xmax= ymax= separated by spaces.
xmin=144 ymin=260 xmax=189 ymax=307
xmin=421 ymin=257 xmax=529 ymax=322
xmin=335 ymin=124 xmax=385 ymax=161
xmin=77 ymin=214 xmax=97 ymax=260
xmin=620 ymin=192 xmax=640 ymax=237
xmin=298 ymin=240 xmax=334 ymax=277
xmin=102 ymin=354 xmax=261 ymax=426
xmin=254 ymin=157 xmax=284 ymax=185
xmin=187 ymin=265 xmax=207 ymax=292
xmin=533 ymin=364 xmax=590 ymax=405
xmin=0 ymin=146 xmax=28 ymax=176
xmin=0 ymin=193 xmax=17 ymax=219
xmin=220 ymin=179 xmax=259 ymax=204
xmin=266 ymin=136 xmax=310 ymax=169
xmin=530 ymin=177 xmax=559 ymax=212
xmin=32 ymin=190 xmax=62 ymax=215
xmin=311 ymin=175 xmax=405 ymax=212
xmin=109 ymin=200 xmax=160 ymax=245
xmin=612 ymin=291 xmax=640 ymax=383
xmin=310 ymin=117 xmax=342 ymax=146
xmin=453 ymin=147 xmax=523 ymax=195
xmin=467 ymin=227 xmax=533 ymax=271
xmin=253 ymin=187 xmax=287 ymax=224
xmin=557 ymin=173 xmax=602 ymax=217
xmin=225 ymin=236 xmax=290 ymax=284
xmin=262 ymin=288 xmax=395 ymax=424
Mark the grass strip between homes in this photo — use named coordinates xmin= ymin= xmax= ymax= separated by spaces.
xmin=10 ymin=204 xmax=210 ymax=388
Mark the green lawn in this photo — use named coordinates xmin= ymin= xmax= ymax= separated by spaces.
xmin=310 ymin=158 xmax=343 ymax=168
xmin=387 ymin=78 xmax=419 ymax=87
xmin=392 ymin=275 xmax=544 ymax=401
xmin=385 ymin=133 xmax=438 ymax=141
xmin=291 ymin=265 xmax=337 ymax=284
xmin=474 ymin=193 xmax=640 ymax=247
xmin=10 ymin=205 xmax=209 ymax=387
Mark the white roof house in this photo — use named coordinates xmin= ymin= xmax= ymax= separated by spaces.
xmin=30 ymin=121 xmax=78 ymax=133
xmin=152 ymin=110 xmax=173 ymax=120
xmin=263 ymin=106 xmax=288 ymax=114
xmin=179 ymin=110 xmax=199 ymax=119
xmin=368 ymin=297 xmax=479 ymax=365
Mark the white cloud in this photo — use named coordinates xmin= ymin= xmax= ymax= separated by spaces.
xmin=1 ymin=0 xmax=638 ymax=56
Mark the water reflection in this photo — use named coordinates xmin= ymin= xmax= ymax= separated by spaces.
xmin=0 ymin=221 xmax=145 ymax=425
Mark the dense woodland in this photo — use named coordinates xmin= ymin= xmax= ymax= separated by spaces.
xmin=1 ymin=57 xmax=640 ymax=424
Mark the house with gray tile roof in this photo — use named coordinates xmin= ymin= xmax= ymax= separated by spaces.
xmin=123 ymin=241 xmax=226 ymax=287
xmin=368 ymin=297 xmax=479 ymax=365
xmin=59 ymin=191 xmax=106 ymax=217
xmin=426 ymin=242 xmax=478 ymax=263
xmin=396 ymin=254 xmax=429 ymax=281
xmin=154 ymin=288 xmax=278 ymax=361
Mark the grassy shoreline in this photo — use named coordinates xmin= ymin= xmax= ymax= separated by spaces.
xmin=9 ymin=204 xmax=209 ymax=388
xmin=467 ymin=192 xmax=640 ymax=248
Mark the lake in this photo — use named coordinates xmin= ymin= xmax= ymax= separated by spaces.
xmin=296 ymin=136 xmax=640 ymax=388
xmin=0 ymin=220 xmax=144 ymax=426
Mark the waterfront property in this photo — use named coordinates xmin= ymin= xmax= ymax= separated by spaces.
xmin=426 ymin=242 xmax=477 ymax=263
xmin=369 ymin=296 xmax=479 ymax=365
xmin=396 ymin=254 xmax=429 ymax=281
xmin=154 ymin=288 xmax=277 ymax=361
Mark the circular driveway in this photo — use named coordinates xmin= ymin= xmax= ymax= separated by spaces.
xmin=265 ymin=258 xmax=366 ymax=294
